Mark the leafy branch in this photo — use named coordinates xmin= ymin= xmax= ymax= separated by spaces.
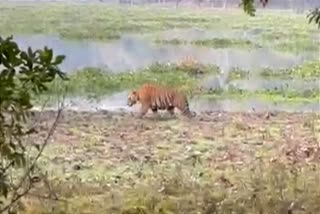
xmin=307 ymin=7 xmax=320 ymax=28
xmin=240 ymin=0 xmax=320 ymax=28
xmin=0 ymin=35 xmax=67 ymax=212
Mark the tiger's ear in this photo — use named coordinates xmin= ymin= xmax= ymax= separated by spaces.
xmin=132 ymin=91 xmax=137 ymax=95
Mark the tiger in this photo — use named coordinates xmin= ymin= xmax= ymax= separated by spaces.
xmin=127 ymin=83 xmax=196 ymax=119
xmin=178 ymin=55 xmax=199 ymax=68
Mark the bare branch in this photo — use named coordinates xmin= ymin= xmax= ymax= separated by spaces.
xmin=2 ymin=161 xmax=14 ymax=174
xmin=28 ymin=192 xmax=67 ymax=203
xmin=28 ymin=97 xmax=50 ymax=132
xmin=0 ymin=105 xmax=64 ymax=213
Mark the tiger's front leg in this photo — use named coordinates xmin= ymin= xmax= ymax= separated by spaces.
xmin=151 ymin=105 xmax=163 ymax=120
xmin=151 ymin=105 xmax=158 ymax=114
xmin=138 ymin=104 xmax=150 ymax=119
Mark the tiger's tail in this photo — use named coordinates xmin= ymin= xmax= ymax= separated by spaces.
xmin=182 ymin=100 xmax=196 ymax=118
xmin=176 ymin=97 xmax=196 ymax=118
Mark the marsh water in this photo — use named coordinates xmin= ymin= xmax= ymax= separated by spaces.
xmin=14 ymin=34 xmax=317 ymax=72
xmin=38 ymin=91 xmax=320 ymax=113
xmin=13 ymin=33 xmax=319 ymax=112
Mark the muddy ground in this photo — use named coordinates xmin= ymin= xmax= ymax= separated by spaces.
xmin=18 ymin=109 xmax=320 ymax=213
xmin=29 ymin=109 xmax=320 ymax=172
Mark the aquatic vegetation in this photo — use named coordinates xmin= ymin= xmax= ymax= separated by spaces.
xmin=200 ymin=85 xmax=320 ymax=103
xmin=154 ymin=38 xmax=260 ymax=49
xmin=260 ymin=61 xmax=320 ymax=79
xmin=192 ymin=38 xmax=260 ymax=49
xmin=227 ymin=67 xmax=251 ymax=81
xmin=42 ymin=63 xmax=219 ymax=100
xmin=35 ymin=62 xmax=319 ymax=105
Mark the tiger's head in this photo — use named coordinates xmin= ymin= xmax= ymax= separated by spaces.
xmin=127 ymin=90 xmax=139 ymax=107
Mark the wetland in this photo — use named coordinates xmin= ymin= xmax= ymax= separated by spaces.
xmin=0 ymin=2 xmax=319 ymax=213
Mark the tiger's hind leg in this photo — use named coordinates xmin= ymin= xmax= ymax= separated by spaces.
xmin=176 ymin=100 xmax=196 ymax=119
xmin=166 ymin=106 xmax=176 ymax=119
xmin=182 ymin=108 xmax=196 ymax=119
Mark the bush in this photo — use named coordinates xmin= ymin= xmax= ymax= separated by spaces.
xmin=0 ymin=35 xmax=66 ymax=212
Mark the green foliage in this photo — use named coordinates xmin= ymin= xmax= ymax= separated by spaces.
xmin=43 ymin=63 xmax=219 ymax=100
xmin=201 ymin=87 xmax=320 ymax=104
xmin=240 ymin=0 xmax=256 ymax=16
xmin=37 ymin=60 xmax=320 ymax=105
xmin=260 ymin=61 xmax=320 ymax=79
xmin=241 ymin=0 xmax=320 ymax=28
xmin=0 ymin=35 xmax=66 ymax=210
xmin=307 ymin=7 xmax=320 ymax=28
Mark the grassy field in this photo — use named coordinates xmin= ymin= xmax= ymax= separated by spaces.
xmin=39 ymin=61 xmax=320 ymax=104
xmin=0 ymin=3 xmax=318 ymax=53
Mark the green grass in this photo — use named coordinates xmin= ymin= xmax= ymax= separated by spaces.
xmin=227 ymin=67 xmax=251 ymax=81
xmin=0 ymin=3 xmax=318 ymax=54
xmin=34 ymin=62 xmax=320 ymax=105
xmin=260 ymin=61 xmax=320 ymax=79
xmin=226 ymin=60 xmax=320 ymax=81
xmin=201 ymin=87 xmax=320 ymax=104
xmin=259 ymin=29 xmax=319 ymax=53
xmin=0 ymin=3 xmax=220 ymax=40
xmin=0 ymin=3 xmax=318 ymax=53
xmin=199 ymin=79 xmax=320 ymax=103
xmin=41 ymin=63 xmax=220 ymax=100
